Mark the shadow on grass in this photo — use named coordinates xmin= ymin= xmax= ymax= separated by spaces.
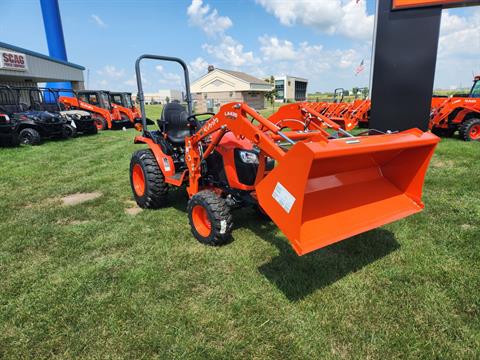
xmin=239 ymin=212 xmax=400 ymax=301
xmin=166 ymin=193 xmax=400 ymax=301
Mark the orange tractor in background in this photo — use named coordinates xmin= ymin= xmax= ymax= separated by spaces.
xmin=129 ymin=54 xmax=440 ymax=256
xmin=109 ymin=91 xmax=154 ymax=130
xmin=294 ymin=87 xmax=371 ymax=131
xmin=429 ymin=76 xmax=480 ymax=141
xmin=59 ymin=90 xmax=126 ymax=130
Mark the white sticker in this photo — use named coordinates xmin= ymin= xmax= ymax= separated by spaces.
xmin=272 ymin=182 xmax=295 ymax=214
xmin=220 ymin=220 xmax=227 ymax=234
xmin=163 ymin=158 xmax=171 ymax=172
xmin=71 ymin=120 xmax=76 ymax=128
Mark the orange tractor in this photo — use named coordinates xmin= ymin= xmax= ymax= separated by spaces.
xmin=429 ymin=76 xmax=480 ymax=141
xmin=300 ymin=88 xmax=371 ymax=131
xmin=59 ymin=90 xmax=125 ymax=130
xmin=109 ymin=91 xmax=153 ymax=130
xmin=129 ymin=54 xmax=439 ymax=256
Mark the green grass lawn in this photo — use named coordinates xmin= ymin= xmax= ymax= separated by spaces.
xmin=0 ymin=107 xmax=479 ymax=359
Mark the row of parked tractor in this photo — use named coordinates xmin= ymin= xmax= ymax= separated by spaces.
xmin=0 ymin=86 xmax=146 ymax=147
xmin=300 ymin=76 xmax=480 ymax=142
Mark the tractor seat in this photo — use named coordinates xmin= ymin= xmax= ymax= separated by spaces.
xmin=159 ymin=102 xmax=192 ymax=146
xmin=0 ymin=104 xmax=20 ymax=115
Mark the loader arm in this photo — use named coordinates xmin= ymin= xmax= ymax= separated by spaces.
xmin=184 ymin=102 xmax=330 ymax=196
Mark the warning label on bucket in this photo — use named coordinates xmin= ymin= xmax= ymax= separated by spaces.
xmin=272 ymin=182 xmax=296 ymax=214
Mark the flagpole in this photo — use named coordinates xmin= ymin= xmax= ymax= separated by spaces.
xmin=368 ymin=0 xmax=380 ymax=98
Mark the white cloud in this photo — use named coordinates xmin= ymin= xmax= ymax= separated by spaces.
xmin=259 ymin=36 xmax=297 ymax=61
xmin=258 ymin=35 xmax=363 ymax=74
xmin=124 ymin=77 xmax=136 ymax=87
xmin=202 ymin=36 xmax=260 ymax=68
xmin=160 ymin=72 xmax=182 ymax=86
xmin=256 ymin=0 xmax=373 ymax=41
xmin=97 ymin=65 xmax=125 ymax=78
xmin=189 ymin=57 xmax=209 ymax=79
xmin=91 ymin=14 xmax=107 ymax=28
xmin=434 ymin=9 xmax=480 ymax=89
xmin=438 ymin=10 xmax=480 ymax=58
xmin=187 ymin=0 xmax=232 ymax=36
xmin=155 ymin=65 xmax=183 ymax=87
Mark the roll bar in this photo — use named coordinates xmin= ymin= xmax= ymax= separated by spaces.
xmin=135 ymin=54 xmax=192 ymax=136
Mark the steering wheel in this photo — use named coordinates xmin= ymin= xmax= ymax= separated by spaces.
xmin=186 ymin=112 xmax=215 ymax=123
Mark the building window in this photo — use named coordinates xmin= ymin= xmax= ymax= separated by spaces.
xmin=294 ymin=81 xmax=307 ymax=101
xmin=275 ymin=79 xmax=285 ymax=99
xmin=288 ymin=81 xmax=291 ymax=86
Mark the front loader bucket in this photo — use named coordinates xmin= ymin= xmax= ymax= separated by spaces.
xmin=255 ymin=129 xmax=440 ymax=256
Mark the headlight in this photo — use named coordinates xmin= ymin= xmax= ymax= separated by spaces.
xmin=238 ymin=150 xmax=258 ymax=164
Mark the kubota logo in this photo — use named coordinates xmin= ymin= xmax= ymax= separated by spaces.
xmin=224 ymin=111 xmax=238 ymax=119
xmin=203 ymin=117 xmax=219 ymax=132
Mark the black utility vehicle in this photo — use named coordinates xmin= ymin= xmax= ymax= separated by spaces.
xmin=0 ymin=86 xmax=69 ymax=145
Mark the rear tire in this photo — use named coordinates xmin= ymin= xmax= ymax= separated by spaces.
xmin=19 ymin=128 xmax=41 ymax=145
xmin=130 ymin=149 xmax=168 ymax=208
xmin=459 ymin=118 xmax=480 ymax=141
xmin=188 ymin=190 xmax=233 ymax=246
xmin=62 ymin=124 xmax=77 ymax=138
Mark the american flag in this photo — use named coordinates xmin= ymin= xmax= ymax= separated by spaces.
xmin=355 ymin=59 xmax=365 ymax=76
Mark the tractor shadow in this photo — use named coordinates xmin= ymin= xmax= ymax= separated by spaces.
xmin=167 ymin=195 xmax=400 ymax=301
xmin=238 ymin=210 xmax=400 ymax=301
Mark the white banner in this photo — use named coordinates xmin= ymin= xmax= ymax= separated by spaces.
xmin=0 ymin=50 xmax=28 ymax=71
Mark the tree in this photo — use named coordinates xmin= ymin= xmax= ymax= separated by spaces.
xmin=165 ymin=96 xmax=170 ymax=104
xmin=264 ymin=75 xmax=277 ymax=109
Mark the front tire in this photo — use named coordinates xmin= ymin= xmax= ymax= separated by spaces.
xmin=459 ymin=118 xmax=480 ymax=141
xmin=19 ymin=128 xmax=41 ymax=145
xmin=129 ymin=149 xmax=168 ymax=208
xmin=432 ymin=127 xmax=456 ymax=138
xmin=93 ymin=115 xmax=108 ymax=130
xmin=188 ymin=190 xmax=233 ymax=246
xmin=84 ymin=123 xmax=98 ymax=135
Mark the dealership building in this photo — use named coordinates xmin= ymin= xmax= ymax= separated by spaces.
xmin=0 ymin=42 xmax=85 ymax=93
xmin=274 ymin=75 xmax=308 ymax=102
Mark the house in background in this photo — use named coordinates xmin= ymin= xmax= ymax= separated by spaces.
xmin=191 ymin=66 xmax=273 ymax=112
xmin=274 ymin=75 xmax=308 ymax=102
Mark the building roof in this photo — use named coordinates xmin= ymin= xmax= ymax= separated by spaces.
xmin=274 ymin=75 xmax=308 ymax=82
xmin=0 ymin=41 xmax=85 ymax=70
xmin=217 ymin=69 xmax=269 ymax=85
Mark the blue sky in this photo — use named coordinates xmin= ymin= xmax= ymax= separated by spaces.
xmin=0 ymin=0 xmax=478 ymax=92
